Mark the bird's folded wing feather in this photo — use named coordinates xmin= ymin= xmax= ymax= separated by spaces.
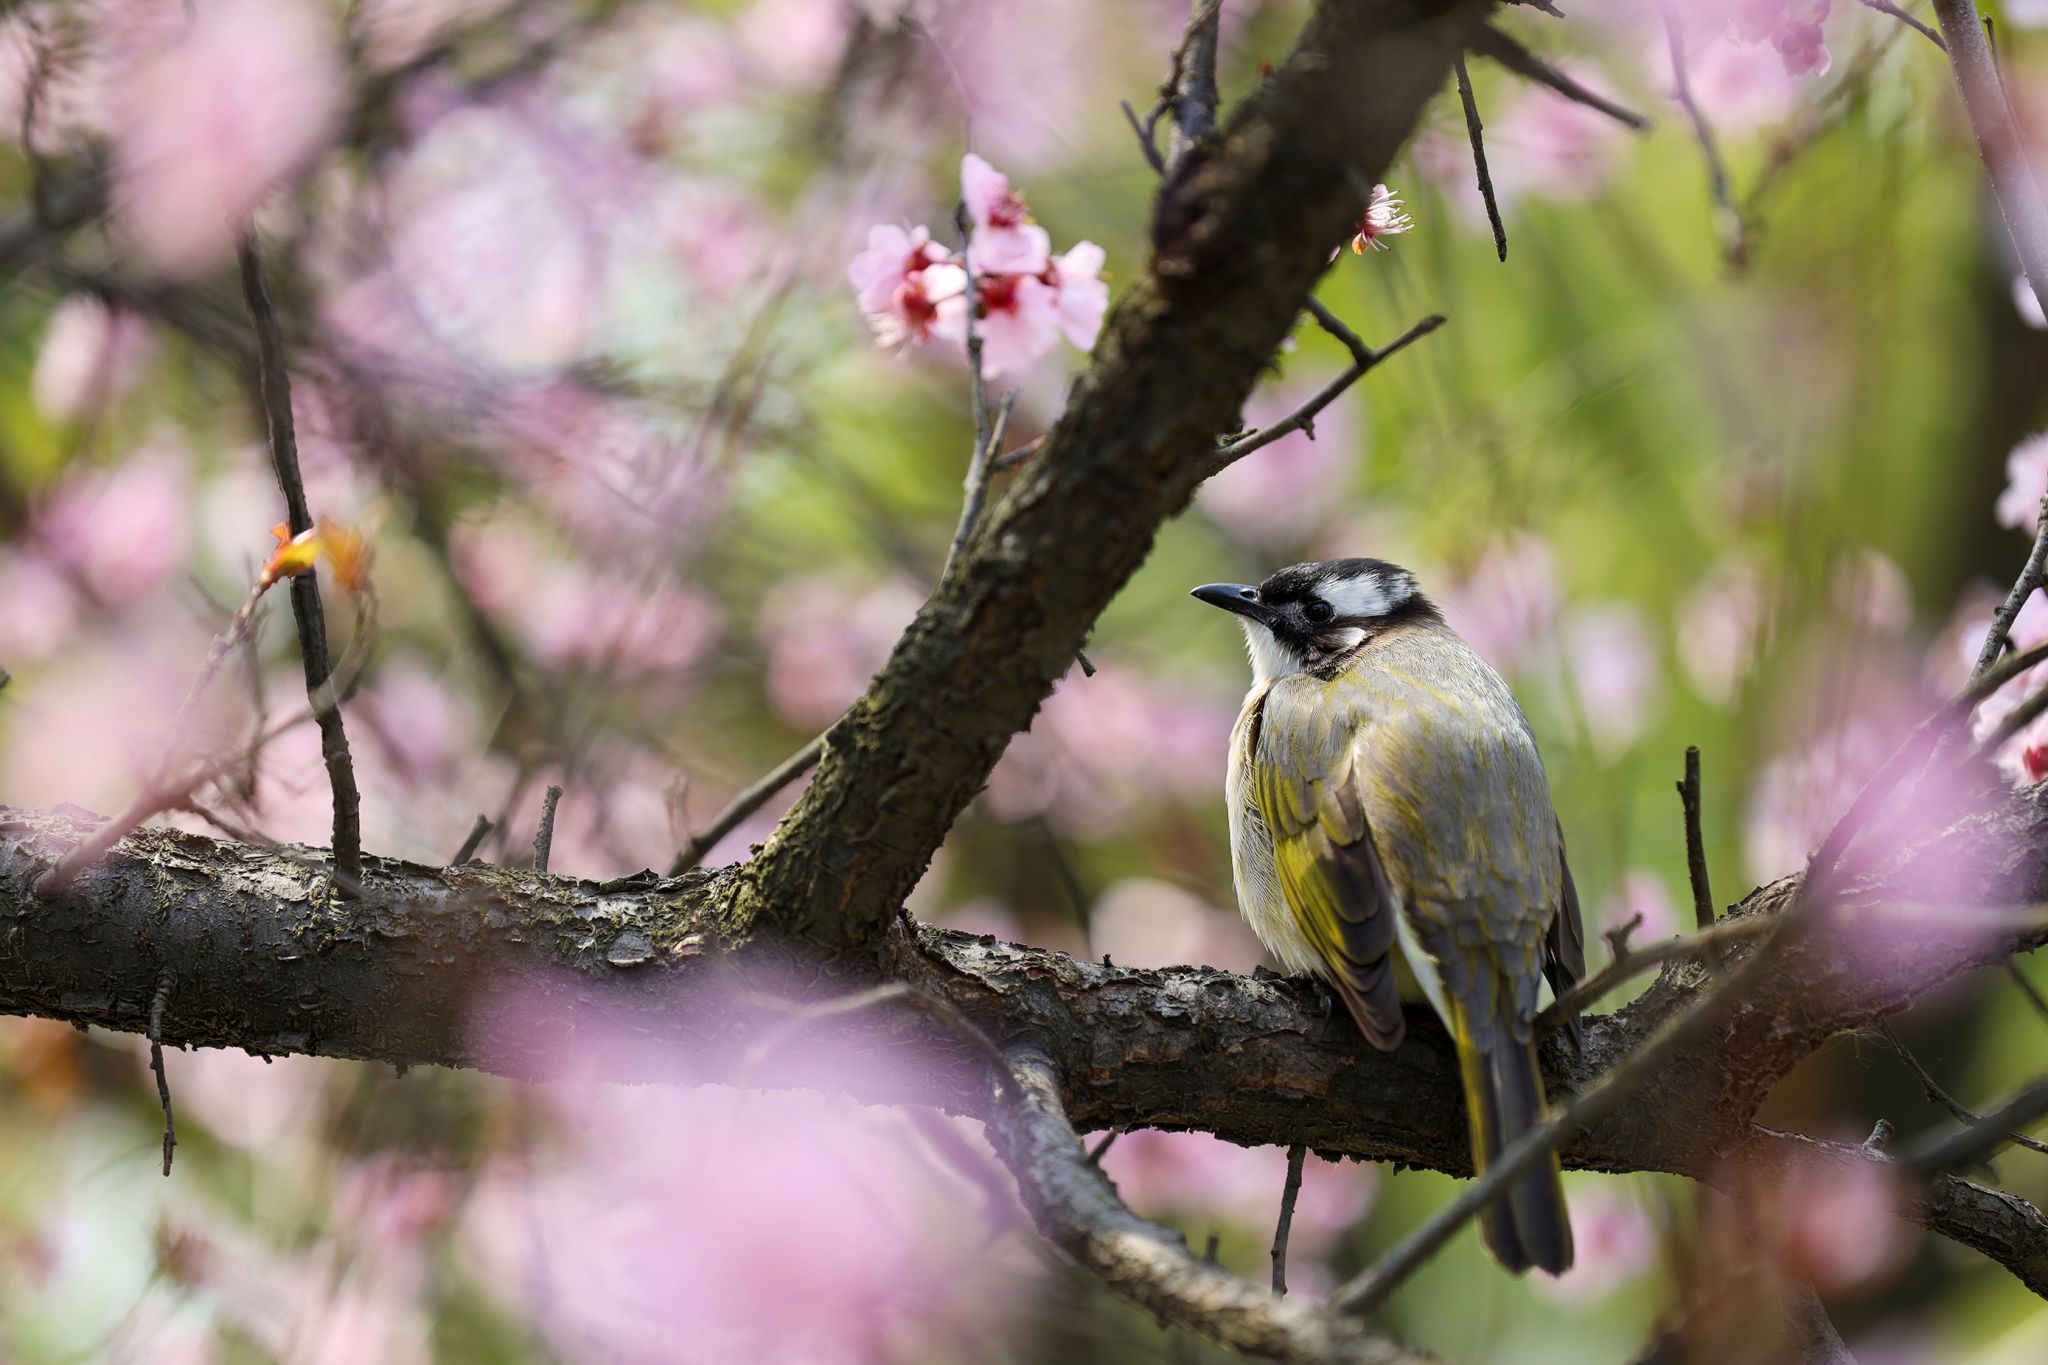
xmin=1247 ymin=679 xmax=1406 ymax=1050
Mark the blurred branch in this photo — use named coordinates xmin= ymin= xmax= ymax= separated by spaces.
xmin=1932 ymin=0 xmax=2048 ymax=322
xmin=1902 ymin=1073 xmax=2048 ymax=1175
xmin=984 ymin=1046 xmax=1431 ymax=1365
xmin=1164 ymin=0 xmax=1224 ymax=174
xmin=1661 ymin=5 xmax=1748 ymax=267
xmin=1470 ymin=26 xmax=1651 ymax=132
xmin=1533 ymin=913 xmax=1772 ymax=1038
xmin=237 ymin=234 xmax=363 ymax=893
xmin=1859 ymin=0 xmax=1946 ymax=51
xmin=1879 ymin=1022 xmax=2048 ymax=1158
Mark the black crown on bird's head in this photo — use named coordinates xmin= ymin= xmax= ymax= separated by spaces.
xmin=1188 ymin=558 xmax=1440 ymax=679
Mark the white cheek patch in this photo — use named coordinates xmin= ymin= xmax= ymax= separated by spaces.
xmin=1243 ymin=622 xmax=1302 ymax=684
xmin=1325 ymin=626 xmax=1366 ymax=651
xmin=1321 ymin=573 xmax=1408 ymax=620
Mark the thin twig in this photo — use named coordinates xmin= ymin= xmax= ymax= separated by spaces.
xmin=532 ymin=784 xmax=563 ymax=873
xmin=668 ymin=733 xmax=825 ymax=876
xmin=148 ymin=973 xmax=176 ymax=1177
xmin=1534 ymin=912 xmax=1775 ymax=1038
xmin=0 ymin=666 xmax=10 ymax=693
xmin=1678 ymin=745 xmax=1715 ymax=931
xmin=1662 ymin=4 xmax=1747 ymax=266
xmin=1972 ymin=494 xmax=2048 ymax=682
xmin=1858 ymin=0 xmax=1947 ymax=50
xmin=1120 ymin=100 xmax=1167 ymax=176
xmin=1453 ymin=55 xmax=1506 ymax=262
xmin=1880 ymin=1021 xmax=2048 ymax=1157
xmin=1903 ymin=1073 xmax=2048 ymax=1175
xmin=944 ymin=392 xmax=1015 ymax=581
xmin=2008 ymin=960 xmax=2048 ymax=1034
xmin=237 ymin=233 xmax=362 ymax=894
xmin=1337 ymin=904 xmax=1819 ymax=1315
xmin=1088 ymin=1129 xmax=1120 ymax=1164
xmin=1471 ymin=26 xmax=1652 ymax=132
xmin=1271 ymin=1144 xmax=1306 ymax=1295
xmin=453 ymin=814 xmax=492 ymax=865
xmin=1206 ymin=315 xmax=1447 ymax=476
xmin=1932 ymin=1 xmax=2048 ymax=322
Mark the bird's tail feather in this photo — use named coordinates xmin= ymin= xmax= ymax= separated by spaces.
xmin=1451 ymin=998 xmax=1574 ymax=1276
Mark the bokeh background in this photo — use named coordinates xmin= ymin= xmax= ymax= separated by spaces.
xmin=1 ymin=0 xmax=2047 ymax=1360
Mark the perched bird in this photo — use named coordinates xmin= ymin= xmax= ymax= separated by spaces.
xmin=1192 ymin=557 xmax=1585 ymax=1275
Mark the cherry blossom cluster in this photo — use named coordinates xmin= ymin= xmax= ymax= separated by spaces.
xmin=848 ymin=155 xmax=1107 ymax=379
xmin=1715 ymin=0 xmax=1835 ymax=78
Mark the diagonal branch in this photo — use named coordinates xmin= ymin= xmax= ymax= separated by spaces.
xmin=1471 ymin=25 xmax=1651 ymax=132
xmin=985 ymin=1046 xmax=1433 ymax=1365
xmin=1932 ymin=1 xmax=2048 ymax=322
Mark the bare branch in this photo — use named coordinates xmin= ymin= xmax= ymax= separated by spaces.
xmin=1205 ymin=315 xmax=1447 ymax=477
xmin=1880 ymin=1022 xmax=2048 ymax=1157
xmin=236 ymin=233 xmax=362 ymax=893
xmin=1164 ymin=0 xmax=1224 ymax=174
xmin=1534 ymin=913 xmax=1774 ymax=1038
xmin=454 ymin=815 xmax=493 ymax=865
xmin=668 ymin=733 xmax=824 ymax=876
xmin=1972 ymin=494 xmax=2048 ymax=682
xmin=1678 ymin=745 xmax=1715 ymax=930
xmin=1471 ymin=26 xmax=1652 ymax=132
xmin=1453 ymin=54 xmax=1507 ymax=261
xmin=1903 ymin=1074 xmax=2048 ymax=1175
xmin=533 ymin=784 xmax=563 ymax=874
xmin=148 ymin=972 xmax=176 ymax=1177
xmin=1271 ymin=1143 xmax=1306 ymax=1295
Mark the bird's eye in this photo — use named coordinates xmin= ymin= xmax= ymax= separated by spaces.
xmin=1304 ymin=600 xmax=1335 ymax=625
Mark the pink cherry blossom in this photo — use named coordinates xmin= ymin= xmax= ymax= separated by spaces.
xmin=960 ymin=271 xmax=1061 ymax=378
xmin=1349 ymin=183 xmax=1414 ymax=254
xmin=1095 ymin=1129 xmax=1374 ymax=1261
xmin=848 ymin=224 xmax=967 ymax=351
xmin=1561 ymin=602 xmax=1664 ymax=759
xmin=112 ymin=0 xmax=343 ymax=275
xmin=1436 ymin=533 xmax=1562 ymax=673
xmin=1744 ymin=719 xmax=1890 ymax=881
xmin=1679 ymin=556 xmax=1772 ymax=705
xmin=759 ymin=573 xmax=927 ymax=728
xmin=1048 ymin=240 xmax=1109 ymax=349
xmin=1831 ymin=548 xmax=1912 ymax=636
xmin=1997 ymin=431 xmax=2048 ymax=533
xmin=1534 ymin=1184 xmax=1659 ymax=1305
xmin=1966 ymin=589 xmax=2048 ymax=784
xmin=32 ymin=443 xmax=191 ymax=610
xmin=0 ymin=550 xmax=83 ymax=664
xmin=1662 ymin=26 xmax=1802 ymax=133
xmin=1417 ymin=87 xmax=1624 ymax=227
xmin=31 ymin=296 xmax=154 ymax=421
xmin=962 ymin=152 xmax=1051 ymax=275
xmin=1734 ymin=1145 xmax=1914 ymax=1293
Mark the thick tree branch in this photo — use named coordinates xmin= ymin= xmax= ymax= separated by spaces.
xmin=736 ymin=0 xmax=1491 ymax=953
xmin=1933 ymin=0 xmax=2048 ymax=322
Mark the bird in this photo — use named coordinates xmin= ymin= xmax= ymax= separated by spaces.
xmin=1191 ymin=557 xmax=1585 ymax=1276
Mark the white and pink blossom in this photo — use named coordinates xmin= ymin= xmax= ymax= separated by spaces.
xmin=1350 ymin=183 xmax=1413 ymax=254
xmin=962 ymin=152 xmax=1051 ymax=275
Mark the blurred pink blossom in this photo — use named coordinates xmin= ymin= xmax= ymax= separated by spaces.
xmin=461 ymin=990 xmax=1027 ymax=1362
xmin=355 ymin=0 xmax=505 ymax=74
xmin=1096 ymin=1129 xmax=1374 ymax=1261
xmin=1744 ymin=719 xmax=1890 ymax=881
xmin=1048 ymin=241 xmax=1109 ymax=350
xmin=32 ymin=443 xmax=191 ymax=609
xmin=1534 ymin=1184 xmax=1659 ymax=1305
xmin=177 ymin=1047 xmax=329 ymax=1151
xmin=358 ymin=657 xmax=477 ymax=783
xmin=112 ymin=0 xmax=343 ymax=275
xmin=1418 ymin=86 xmax=1625 ymax=227
xmin=962 ymin=153 xmax=1051 ymax=276
xmin=1662 ymin=26 xmax=1803 ymax=133
xmin=1561 ymin=601 xmax=1663 ymax=758
xmin=1997 ymin=431 xmax=2048 ymax=533
xmin=1831 ymin=548 xmax=1912 ymax=637
xmin=0 ymin=551 xmax=83 ymax=664
xmin=986 ymin=664 xmax=1235 ymax=834
xmin=31 ymin=296 xmax=154 ymax=421
xmin=1597 ymin=870 xmax=1681 ymax=947
xmin=1679 ymin=555 xmax=1771 ymax=705
xmin=1089 ymin=877 xmax=1265 ymax=974
xmin=737 ymin=0 xmax=854 ymax=89
xmin=1736 ymin=1147 xmax=1914 ymax=1294
xmin=1199 ymin=373 xmax=1357 ymax=548
xmin=1436 ymin=533 xmax=1562 ymax=673
xmin=521 ymin=568 xmax=723 ymax=678
xmin=759 ymin=573 xmax=927 ymax=728
xmin=927 ymin=1 xmax=1104 ymax=171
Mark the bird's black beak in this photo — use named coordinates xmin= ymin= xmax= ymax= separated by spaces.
xmin=1190 ymin=582 xmax=1277 ymax=626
